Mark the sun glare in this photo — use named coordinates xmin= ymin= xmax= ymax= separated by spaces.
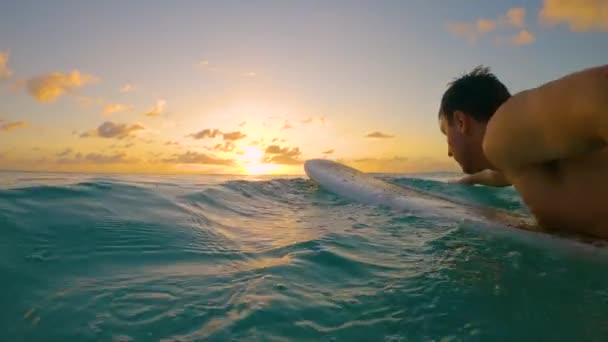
xmin=240 ymin=146 xmax=280 ymax=175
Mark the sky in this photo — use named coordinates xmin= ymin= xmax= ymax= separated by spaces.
xmin=0 ymin=0 xmax=607 ymax=175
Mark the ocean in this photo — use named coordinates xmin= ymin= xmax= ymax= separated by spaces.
xmin=1 ymin=171 xmax=607 ymax=341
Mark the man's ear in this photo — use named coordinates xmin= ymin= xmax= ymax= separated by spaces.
xmin=453 ymin=110 xmax=469 ymax=134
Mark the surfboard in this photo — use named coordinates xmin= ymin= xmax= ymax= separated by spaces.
xmin=304 ymin=158 xmax=606 ymax=250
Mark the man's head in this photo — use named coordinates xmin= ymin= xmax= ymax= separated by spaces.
xmin=439 ymin=66 xmax=511 ymax=174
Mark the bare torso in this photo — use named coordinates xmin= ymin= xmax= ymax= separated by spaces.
xmin=508 ymin=147 xmax=608 ymax=239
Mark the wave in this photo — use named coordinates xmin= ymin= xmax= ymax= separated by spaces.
xmin=2 ymin=174 xmax=606 ymax=341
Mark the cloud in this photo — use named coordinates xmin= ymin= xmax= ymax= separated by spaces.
xmin=281 ymin=121 xmax=293 ymax=130
xmin=243 ymin=72 xmax=256 ymax=77
xmin=76 ymin=96 xmax=105 ymax=109
xmin=119 ymin=83 xmax=136 ymax=92
xmin=447 ymin=22 xmax=479 ymax=43
xmin=497 ymin=30 xmax=536 ymax=46
xmin=299 ymin=116 xmax=327 ymax=125
xmin=511 ymin=30 xmax=536 ymax=45
xmin=197 ymin=60 xmax=209 ymax=67
xmin=80 ymin=121 xmax=144 ymax=139
xmin=164 ymin=140 xmax=179 ymax=146
xmin=477 ymin=19 xmax=498 ymax=33
xmin=448 ymin=7 xmax=529 ymax=43
xmin=1 ymin=120 xmax=29 ymax=132
xmin=145 ymin=99 xmax=166 ymax=117
xmin=366 ymin=131 xmax=394 ymax=139
xmin=214 ymin=141 xmax=235 ymax=152
xmin=0 ymin=52 xmax=12 ymax=80
xmin=263 ymin=145 xmax=303 ymax=165
xmin=539 ymin=0 xmax=608 ymax=31
xmin=238 ymin=121 xmax=246 ymax=127
xmin=103 ymin=103 xmax=128 ymax=115
xmin=504 ymin=7 xmax=526 ymax=28
xmin=162 ymin=151 xmax=234 ymax=165
xmin=56 ymin=148 xmax=73 ymax=157
xmin=58 ymin=152 xmax=131 ymax=164
xmin=187 ymin=128 xmax=247 ymax=141
xmin=84 ymin=153 xmax=130 ymax=164
xmin=189 ymin=128 xmax=222 ymax=139
xmin=222 ymin=131 xmax=247 ymax=141
xmin=23 ymin=70 xmax=97 ymax=102
xmin=322 ymin=149 xmax=334 ymax=154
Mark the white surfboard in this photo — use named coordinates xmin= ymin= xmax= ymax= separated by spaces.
xmin=304 ymin=158 xmax=606 ymax=251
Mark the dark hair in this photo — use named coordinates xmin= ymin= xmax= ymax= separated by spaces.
xmin=439 ymin=65 xmax=511 ymax=124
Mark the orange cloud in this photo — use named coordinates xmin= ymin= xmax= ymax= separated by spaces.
xmin=0 ymin=52 xmax=12 ymax=80
xmin=187 ymin=128 xmax=258 ymax=144
xmin=497 ymin=30 xmax=536 ymax=46
xmin=57 ymin=152 xmax=132 ymax=164
xmin=80 ymin=121 xmax=144 ymax=139
xmin=263 ymin=145 xmax=303 ymax=165
xmin=503 ymin=7 xmax=526 ymax=28
xmin=322 ymin=149 xmax=334 ymax=154
xmin=447 ymin=22 xmax=479 ymax=43
xmin=222 ymin=131 xmax=247 ymax=141
xmin=23 ymin=70 xmax=97 ymax=102
xmin=299 ymin=116 xmax=327 ymax=126
xmin=145 ymin=99 xmax=166 ymax=116
xmin=189 ymin=128 xmax=222 ymax=139
xmin=540 ymin=0 xmax=608 ymax=31
xmin=103 ymin=103 xmax=128 ymax=115
xmin=214 ymin=141 xmax=235 ymax=152
xmin=162 ymin=151 xmax=234 ymax=165
xmin=119 ymin=83 xmax=136 ymax=92
xmin=511 ymin=30 xmax=536 ymax=45
xmin=56 ymin=148 xmax=73 ymax=157
xmin=366 ymin=131 xmax=394 ymax=139
xmin=448 ymin=7 xmax=529 ymax=44
xmin=74 ymin=96 xmax=105 ymax=109
xmin=1 ymin=120 xmax=29 ymax=132
xmin=477 ymin=19 xmax=498 ymax=33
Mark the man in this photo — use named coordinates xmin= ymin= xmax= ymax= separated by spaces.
xmin=439 ymin=65 xmax=608 ymax=239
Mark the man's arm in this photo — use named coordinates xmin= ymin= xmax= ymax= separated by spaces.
xmin=451 ymin=169 xmax=511 ymax=187
xmin=483 ymin=65 xmax=608 ymax=172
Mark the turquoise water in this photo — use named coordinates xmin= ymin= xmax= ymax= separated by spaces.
xmin=1 ymin=171 xmax=607 ymax=341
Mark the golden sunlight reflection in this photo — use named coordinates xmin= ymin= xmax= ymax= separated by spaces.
xmin=240 ymin=146 xmax=280 ymax=175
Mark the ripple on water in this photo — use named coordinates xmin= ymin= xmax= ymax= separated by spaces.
xmin=2 ymin=174 xmax=608 ymax=341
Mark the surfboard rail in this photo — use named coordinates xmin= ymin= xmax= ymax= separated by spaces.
xmin=304 ymin=158 xmax=607 ymax=249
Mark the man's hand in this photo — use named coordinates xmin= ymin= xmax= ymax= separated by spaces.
xmin=449 ymin=169 xmax=511 ymax=187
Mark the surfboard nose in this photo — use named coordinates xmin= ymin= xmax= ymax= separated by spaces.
xmin=304 ymin=159 xmax=321 ymax=177
xmin=304 ymin=159 xmax=330 ymax=181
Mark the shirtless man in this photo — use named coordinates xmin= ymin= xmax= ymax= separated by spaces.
xmin=438 ymin=65 xmax=608 ymax=239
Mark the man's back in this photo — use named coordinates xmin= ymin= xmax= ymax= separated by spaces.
xmin=482 ymin=65 xmax=608 ymax=239
xmin=508 ymin=147 xmax=608 ymax=238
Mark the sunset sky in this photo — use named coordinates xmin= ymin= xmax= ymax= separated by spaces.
xmin=1 ymin=0 xmax=607 ymax=175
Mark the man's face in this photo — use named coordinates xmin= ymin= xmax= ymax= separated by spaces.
xmin=439 ymin=113 xmax=476 ymax=174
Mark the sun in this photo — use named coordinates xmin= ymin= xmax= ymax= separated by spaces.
xmin=239 ymin=146 xmax=280 ymax=175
